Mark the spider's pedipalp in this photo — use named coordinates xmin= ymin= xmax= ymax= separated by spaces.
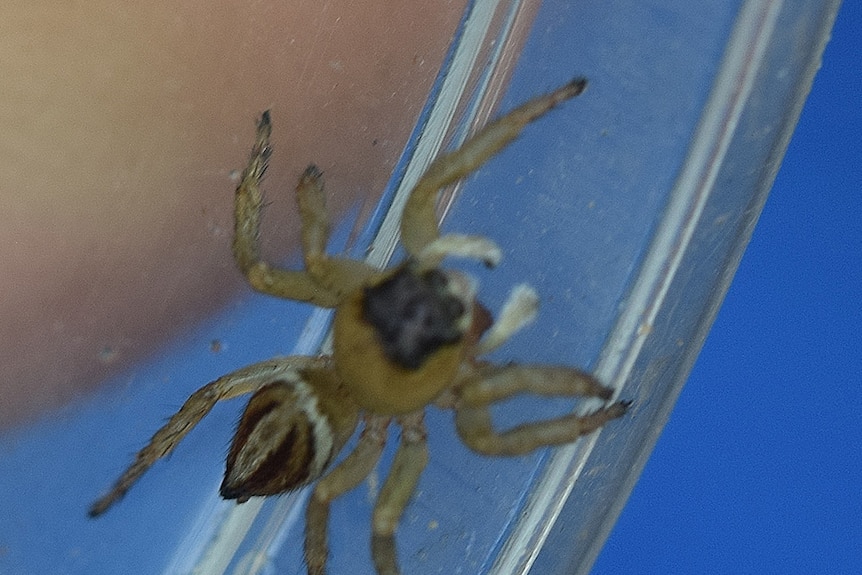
xmin=476 ymin=283 xmax=539 ymax=356
xmin=414 ymin=233 xmax=502 ymax=271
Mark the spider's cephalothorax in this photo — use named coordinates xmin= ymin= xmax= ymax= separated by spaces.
xmin=90 ymin=77 xmax=630 ymax=575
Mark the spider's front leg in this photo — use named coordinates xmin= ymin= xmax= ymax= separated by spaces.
xmin=89 ymin=356 xmax=328 ymax=517
xmin=233 ymin=111 xmax=377 ymax=307
xmin=454 ymin=365 xmax=629 ymax=456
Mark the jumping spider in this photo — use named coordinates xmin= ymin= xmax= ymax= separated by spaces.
xmin=90 ymin=77 xmax=629 ymax=574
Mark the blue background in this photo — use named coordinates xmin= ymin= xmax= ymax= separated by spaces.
xmin=595 ymin=3 xmax=861 ymax=573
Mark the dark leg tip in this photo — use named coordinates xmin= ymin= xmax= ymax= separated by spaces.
xmin=612 ymin=399 xmax=633 ymax=418
xmin=566 ymin=77 xmax=588 ymax=96
xmin=302 ymin=164 xmax=323 ymax=180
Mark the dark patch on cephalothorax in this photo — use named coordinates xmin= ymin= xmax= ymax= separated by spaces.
xmin=362 ymin=265 xmax=466 ymax=370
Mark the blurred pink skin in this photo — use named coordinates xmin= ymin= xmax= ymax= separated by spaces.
xmin=0 ymin=1 xmax=465 ymax=428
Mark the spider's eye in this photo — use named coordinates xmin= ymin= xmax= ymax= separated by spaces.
xmin=362 ymin=266 xmax=467 ymax=370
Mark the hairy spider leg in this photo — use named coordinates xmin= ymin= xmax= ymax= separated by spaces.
xmin=454 ymin=365 xmax=628 ymax=456
xmin=305 ymin=415 xmax=390 ymax=575
xmin=370 ymin=411 xmax=428 ymax=575
xmin=233 ymin=112 xmax=377 ymax=308
xmin=400 ymin=77 xmax=588 ymax=258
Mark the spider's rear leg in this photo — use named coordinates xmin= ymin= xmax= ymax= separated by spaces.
xmin=232 ymin=112 xmax=375 ymax=307
xmin=400 ymin=78 xmax=587 ymax=257
xmin=454 ymin=364 xmax=628 ymax=456
xmin=88 ymin=356 xmax=328 ymax=517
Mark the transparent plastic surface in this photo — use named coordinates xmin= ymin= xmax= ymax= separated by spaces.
xmin=0 ymin=1 xmax=839 ymax=574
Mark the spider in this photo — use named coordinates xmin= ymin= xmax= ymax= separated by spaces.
xmin=89 ymin=77 xmax=629 ymax=575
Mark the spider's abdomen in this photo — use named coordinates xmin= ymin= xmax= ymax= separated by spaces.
xmin=221 ymin=369 xmax=358 ymax=501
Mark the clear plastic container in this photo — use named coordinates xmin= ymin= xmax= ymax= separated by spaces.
xmin=0 ymin=0 xmax=839 ymax=574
